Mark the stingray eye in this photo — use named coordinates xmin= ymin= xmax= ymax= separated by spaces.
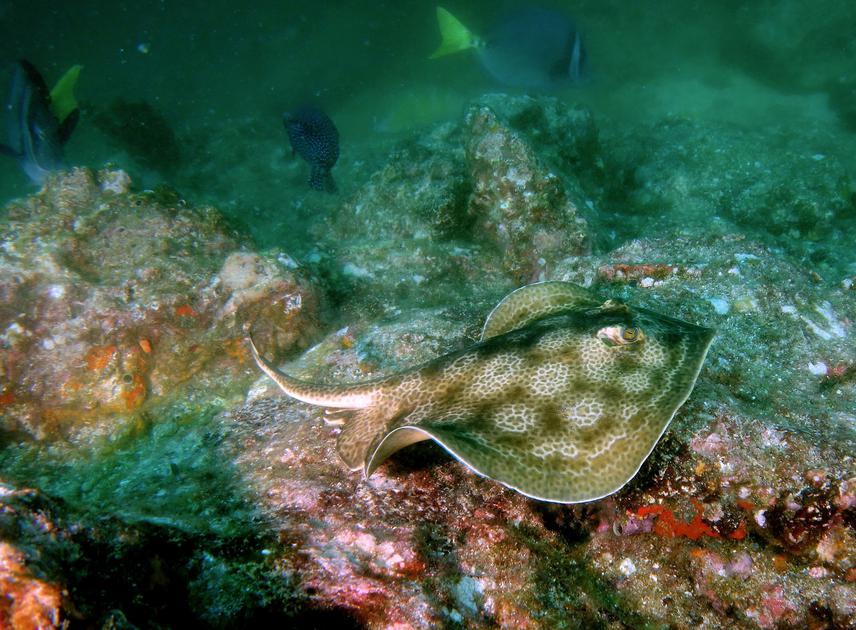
xmin=597 ymin=325 xmax=645 ymax=347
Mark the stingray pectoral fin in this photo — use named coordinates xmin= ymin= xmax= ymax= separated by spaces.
xmin=396 ymin=422 xmax=652 ymax=504
xmin=365 ymin=426 xmax=433 ymax=476
xmin=481 ymin=281 xmax=602 ymax=340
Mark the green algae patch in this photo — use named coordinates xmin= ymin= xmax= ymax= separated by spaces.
xmin=520 ymin=526 xmax=665 ymax=630
xmin=0 ymin=404 xmax=256 ymax=538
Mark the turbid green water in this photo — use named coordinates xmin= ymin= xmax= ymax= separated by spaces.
xmin=2 ymin=0 xmax=854 ymax=253
xmin=1 ymin=3 xmax=856 ymax=627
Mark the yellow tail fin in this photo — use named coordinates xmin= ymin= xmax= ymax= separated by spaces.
xmin=429 ymin=7 xmax=481 ymax=59
xmin=50 ymin=64 xmax=83 ymax=123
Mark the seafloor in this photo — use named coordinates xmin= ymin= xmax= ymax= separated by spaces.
xmin=1 ymin=2 xmax=855 ymax=629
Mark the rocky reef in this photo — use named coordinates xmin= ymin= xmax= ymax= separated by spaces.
xmin=0 ymin=169 xmax=318 ymax=446
xmin=0 ymin=94 xmax=854 ymax=629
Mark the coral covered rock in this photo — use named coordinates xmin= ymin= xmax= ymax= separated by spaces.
xmin=0 ymin=169 xmax=319 ymax=445
xmin=318 ymin=95 xmax=596 ymax=315
xmin=608 ymin=117 xmax=856 ymax=269
xmin=464 ymin=103 xmax=591 ymax=281
xmin=1 ymin=93 xmax=854 ymax=629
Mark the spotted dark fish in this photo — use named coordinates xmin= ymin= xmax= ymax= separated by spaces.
xmin=283 ymin=106 xmax=339 ymax=193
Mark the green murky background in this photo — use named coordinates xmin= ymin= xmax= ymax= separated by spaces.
xmin=2 ymin=0 xmax=854 ymax=253
xmin=1 ymin=3 xmax=855 ymax=626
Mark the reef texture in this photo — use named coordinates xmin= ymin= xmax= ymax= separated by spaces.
xmin=609 ymin=116 xmax=856 ymax=267
xmin=0 ymin=168 xmax=319 ymax=446
xmin=316 ymin=94 xmax=596 ymax=316
xmin=316 ymin=122 xmax=513 ymax=319
xmin=0 ymin=95 xmax=854 ymax=628
xmin=464 ymin=103 xmax=591 ymax=280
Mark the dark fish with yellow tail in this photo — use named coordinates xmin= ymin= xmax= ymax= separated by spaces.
xmin=431 ymin=6 xmax=586 ymax=89
xmin=0 ymin=59 xmax=82 ymax=183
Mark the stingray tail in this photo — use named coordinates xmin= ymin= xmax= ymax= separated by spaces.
xmin=429 ymin=7 xmax=481 ymax=59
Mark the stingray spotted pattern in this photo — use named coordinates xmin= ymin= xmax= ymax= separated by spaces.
xmin=249 ymin=281 xmax=715 ymax=503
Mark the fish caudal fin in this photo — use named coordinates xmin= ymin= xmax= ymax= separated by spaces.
xmin=309 ymin=166 xmax=336 ymax=193
xmin=430 ymin=7 xmax=481 ymax=59
xmin=49 ymin=64 xmax=82 ymax=124
xmin=57 ymin=108 xmax=80 ymax=145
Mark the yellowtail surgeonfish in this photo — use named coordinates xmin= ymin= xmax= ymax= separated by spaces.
xmin=430 ymin=6 xmax=586 ymax=89
xmin=0 ymin=60 xmax=82 ymax=183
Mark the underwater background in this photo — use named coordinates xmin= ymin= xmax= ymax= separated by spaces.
xmin=4 ymin=0 xmax=854 ymax=256
xmin=0 ymin=1 xmax=854 ymax=628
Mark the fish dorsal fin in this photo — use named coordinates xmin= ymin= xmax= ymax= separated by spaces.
xmin=480 ymin=281 xmax=601 ymax=340
xmin=430 ymin=7 xmax=482 ymax=59
xmin=49 ymin=64 xmax=82 ymax=124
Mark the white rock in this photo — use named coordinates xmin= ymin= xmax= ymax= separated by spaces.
xmin=619 ymin=558 xmax=637 ymax=576
xmin=708 ymin=297 xmax=730 ymax=315
xmin=808 ymin=362 xmax=828 ymax=376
